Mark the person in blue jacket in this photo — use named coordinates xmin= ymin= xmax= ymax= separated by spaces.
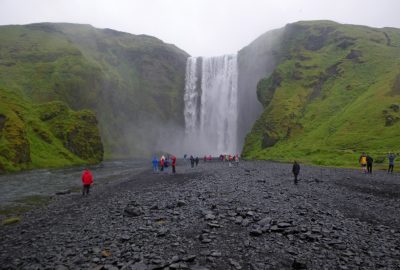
xmin=152 ymin=156 xmax=158 ymax=173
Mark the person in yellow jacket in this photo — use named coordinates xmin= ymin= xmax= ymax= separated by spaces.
xmin=359 ymin=152 xmax=367 ymax=173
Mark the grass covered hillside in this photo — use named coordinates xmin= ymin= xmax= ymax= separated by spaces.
xmin=0 ymin=89 xmax=103 ymax=172
xmin=0 ymin=23 xmax=189 ymax=163
xmin=242 ymin=21 xmax=400 ymax=167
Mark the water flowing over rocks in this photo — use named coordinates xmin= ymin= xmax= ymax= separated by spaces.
xmin=1 ymin=161 xmax=400 ymax=269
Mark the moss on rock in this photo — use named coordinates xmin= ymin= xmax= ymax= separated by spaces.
xmin=0 ymin=95 xmax=103 ymax=173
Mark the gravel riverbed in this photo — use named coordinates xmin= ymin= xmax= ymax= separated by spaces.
xmin=1 ymin=161 xmax=400 ymax=270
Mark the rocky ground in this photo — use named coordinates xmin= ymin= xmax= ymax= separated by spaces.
xmin=1 ymin=161 xmax=400 ymax=270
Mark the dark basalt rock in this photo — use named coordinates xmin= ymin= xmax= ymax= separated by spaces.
xmin=261 ymin=132 xmax=278 ymax=148
xmin=346 ymin=49 xmax=363 ymax=62
xmin=1 ymin=162 xmax=400 ymax=269
xmin=55 ymin=190 xmax=71 ymax=195
xmin=124 ymin=206 xmax=144 ymax=217
xmin=292 ymin=259 xmax=307 ymax=269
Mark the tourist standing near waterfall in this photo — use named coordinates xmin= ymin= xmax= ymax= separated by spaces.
xmin=387 ymin=152 xmax=396 ymax=173
xmin=366 ymin=154 xmax=373 ymax=174
xmin=160 ymin=156 xmax=165 ymax=172
xmin=171 ymin=155 xmax=176 ymax=173
xmin=359 ymin=152 xmax=367 ymax=173
xmin=81 ymin=168 xmax=93 ymax=196
xmin=190 ymin=155 xmax=195 ymax=168
xmin=292 ymin=161 xmax=300 ymax=185
xmin=152 ymin=157 xmax=158 ymax=173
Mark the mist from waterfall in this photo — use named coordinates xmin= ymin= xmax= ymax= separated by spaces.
xmin=184 ymin=55 xmax=238 ymax=156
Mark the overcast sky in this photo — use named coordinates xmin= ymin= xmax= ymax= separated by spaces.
xmin=1 ymin=0 xmax=399 ymax=56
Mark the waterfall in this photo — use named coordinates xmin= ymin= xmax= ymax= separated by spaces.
xmin=184 ymin=55 xmax=238 ymax=155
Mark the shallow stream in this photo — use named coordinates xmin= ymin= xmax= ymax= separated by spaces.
xmin=0 ymin=159 xmax=148 ymax=206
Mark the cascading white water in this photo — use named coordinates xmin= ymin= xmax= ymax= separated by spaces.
xmin=184 ymin=57 xmax=200 ymax=134
xmin=184 ymin=55 xmax=238 ymax=155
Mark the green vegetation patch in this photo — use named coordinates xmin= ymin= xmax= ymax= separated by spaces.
xmin=0 ymin=23 xmax=189 ymax=165
xmin=243 ymin=21 xmax=400 ymax=167
xmin=0 ymin=195 xmax=52 ymax=225
xmin=2 ymin=217 xmax=21 ymax=225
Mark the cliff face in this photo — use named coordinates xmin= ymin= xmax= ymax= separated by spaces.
xmin=0 ymin=23 xmax=189 ymax=171
xmin=242 ymin=21 xmax=400 ymax=166
xmin=237 ymin=28 xmax=284 ymax=149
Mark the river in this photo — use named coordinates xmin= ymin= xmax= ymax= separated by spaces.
xmin=0 ymin=159 xmax=149 ymax=206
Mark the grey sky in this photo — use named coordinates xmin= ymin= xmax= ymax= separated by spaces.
xmin=1 ymin=0 xmax=399 ymax=56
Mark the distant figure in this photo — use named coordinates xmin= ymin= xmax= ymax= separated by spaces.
xmin=235 ymin=154 xmax=239 ymax=167
xmin=164 ymin=156 xmax=170 ymax=172
xmin=359 ymin=152 xmax=367 ymax=173
xmin=292 ymin=161 xmax=300 ymax=185
xmin=195 ymin=157 xmax=199 ymax=166
xmin=171 ymin=155 xmax=177 ymax=174
xmin=82 ymin=168 xmax=93 ymax=196
xmin=366 ymin=155 xmax=373 ymax=174
xmin=387 ymin=152 xmax=396 ymax=173
xmin=160 ymin=156 xmax=165 ymax=171
xmin=152 ymin=156 xmax=158 ymax=173
xmin=190 ymin=155 xmax=195 ymax=168
xmin=204 ymin=155 xmax=207 ymax=162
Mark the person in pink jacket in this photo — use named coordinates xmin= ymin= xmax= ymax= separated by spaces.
xmin=81 ymin=168 xmax=93 ymax=196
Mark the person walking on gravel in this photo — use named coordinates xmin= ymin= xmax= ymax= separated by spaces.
xmin=152 ymin=156 xmax=158 ymax=173
xmin=387 ymin=152 xmax=396 ymax=173
xmin=359 ymin=152 xmax=367 ymax=173
xmin=190 ymin=155 xmax=195 ymax=168
xmin=292 ymin=161 xmax=300 ymax=185
xmin=160 ymin=155 xmax=165 ymax=172
xmin=366 ymin=154 xmax=373 ymax=174
xmin=171 ymin=155 xmax=177 ymax=174
xmin=82 ymin=168 xmax=93 ymax=196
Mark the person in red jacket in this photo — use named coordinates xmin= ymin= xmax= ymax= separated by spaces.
xmin=81 ymin=168 xmax=93 ymax=196
xmin=171 ymin=155 xmax=177 ymax=174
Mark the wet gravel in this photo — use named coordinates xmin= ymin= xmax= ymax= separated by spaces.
xmin=1 ymin=161 xmax=400 ymax=270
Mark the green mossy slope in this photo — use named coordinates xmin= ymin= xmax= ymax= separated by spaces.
xmin=242 ymin=21 xmax=400 ymax=167
xmin=0 ymin=90 xmax=103 ymax=172
xmin=0 ymin=23 xmax=189 ymax=167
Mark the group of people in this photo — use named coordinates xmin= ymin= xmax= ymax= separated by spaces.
xmin=358 ymin=152 xmax=396 ymax=174
xmin=203 ymin=155 xmax=213 ymax=162
xmin=81 ymin=151 xmax=398 ymax=197
xmin=219 ymin=154 xmax=239 ymax=162
xmin=292 ymin=152 xmax=398 ymax=186
xmin=188 ymin=155 xmax=200 ymax=168
xmin=152 ymin=155 xmax=177 ymax=173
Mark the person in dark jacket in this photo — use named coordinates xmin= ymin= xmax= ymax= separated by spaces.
xmin=195 ymin=157 xmax=199 ymax=166
xmin=387 ymin=152 xmax=396 ymax=173
xmin=190 ymin=155 xmax=195 ymax=168
xmin=366 ymin=155 xmax=373 ymax=174
xmin=82 ymin=168 xmax=93 ymax=196
xmin=292 ymin=161 xmax=300 ymax=185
